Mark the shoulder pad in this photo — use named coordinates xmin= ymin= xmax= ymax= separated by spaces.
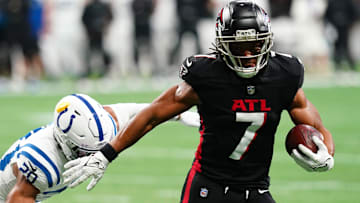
xmin=271 ymin=51 xmax=304 ymax=88
xmin=16 ymin=144 xmax=61 ymax=191
xmin=179 ymin=54 xmax=217 ymax=79
xmin=179 ymin=56 xmax=195 ymax=78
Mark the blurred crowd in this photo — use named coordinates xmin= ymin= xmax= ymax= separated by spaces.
xmin=0 ymin=0 xmax=360 ymax=83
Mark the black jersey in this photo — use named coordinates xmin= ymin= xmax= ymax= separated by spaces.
xmin=179 ymin=52 xmax=304 ymax=189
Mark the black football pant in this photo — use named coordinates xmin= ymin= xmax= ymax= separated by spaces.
xmin=180 ymin=168 xmax=276 ymax=203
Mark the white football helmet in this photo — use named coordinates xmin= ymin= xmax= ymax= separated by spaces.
xmin=53 ymin=94 xmax=117 ymax=160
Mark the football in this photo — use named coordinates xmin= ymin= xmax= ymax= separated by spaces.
xmin=285 ymin=124 xmax=324 ymax=155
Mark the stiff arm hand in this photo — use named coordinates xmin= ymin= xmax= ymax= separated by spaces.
xmin=63 ymin=151 xmax=109 ymax=191
xmin=291 ymin=136 xmax=334 ymax=172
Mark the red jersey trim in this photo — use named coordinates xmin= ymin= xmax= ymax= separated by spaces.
xmin=182 ymin=116 xmax=205 ymax=203
xmin=181 ymin=167 xmax=197 ymax=203
xmin=193 ymin=116 xmax=205 ymax=172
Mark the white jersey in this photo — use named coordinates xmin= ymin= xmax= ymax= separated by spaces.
xmin=0 ymin=103 xmax=199 ymax=202
xmin=0 ymin=124 xmax=67 ymax=202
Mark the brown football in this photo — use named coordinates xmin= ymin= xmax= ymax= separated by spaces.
xmin=285 ymin=124 xmax=324 ymax=155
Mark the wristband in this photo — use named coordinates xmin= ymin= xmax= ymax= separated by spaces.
xmin=100 ymin=143 xmax=118 ymax=162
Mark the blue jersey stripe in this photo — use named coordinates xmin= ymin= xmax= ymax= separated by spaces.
xmin=17 ymin=151 xmax=53 ymax=187
xmin=32 ymin=127 xmax=43 ymax=134
xmin=42 ymin=186 xmax=67 ymax=194
xmin=21 ymin=144 xmax=61 ymax=185
xmin=1 ymin=126 xmax=45 ymax=171
xmin=0 ymin=145 xmax=20 ymax=171
xmin=20 ymin=127 xmax=44 ymax=140
xmin=72 ymin=94 xmax=104 ymax=141
xmin=108 ymin=114 xmax=117 ymax=136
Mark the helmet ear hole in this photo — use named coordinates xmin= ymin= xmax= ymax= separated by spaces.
xmin=77 ymin=134 xmax=86 ymax=138
xmin=74 ymin=110 xmax=81 ymax=116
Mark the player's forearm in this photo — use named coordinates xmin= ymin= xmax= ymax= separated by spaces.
xmin=6 ymin=191 xmax=35 ymax=203
xmin=109 ymin=106 xmax=161 ymax=153
xmin=304 ymin=101 xmax=335 ymax=156
xmin=106 ymin=85 xmax=191 ymax=159
xmin=6 ymin=197 xmax=35 ymax=203
xmin=289 ymin=100 xmax=335 ymax=156
xmin=318 ymin=127 xmax=335 ymax=156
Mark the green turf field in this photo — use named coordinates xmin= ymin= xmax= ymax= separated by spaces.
xmin=0 ymin=87 xmax=359 ymax=203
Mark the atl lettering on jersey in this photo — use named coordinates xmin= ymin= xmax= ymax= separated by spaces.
xmin=232 ymin=99 xmax=271 ymax=112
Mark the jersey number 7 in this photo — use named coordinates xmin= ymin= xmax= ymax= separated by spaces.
xmin=229 ymin=112 xmax=267 ymax=160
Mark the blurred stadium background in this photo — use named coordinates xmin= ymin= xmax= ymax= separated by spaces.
xmin=0 ymin=0 xmax=360 ymax=202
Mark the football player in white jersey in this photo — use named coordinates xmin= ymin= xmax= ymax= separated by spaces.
xmin=0 ymin=93 xmax=199 ymax=203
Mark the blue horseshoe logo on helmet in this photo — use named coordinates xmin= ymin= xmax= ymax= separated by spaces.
xmin=57 ymin=108 xmax=76 ymax=133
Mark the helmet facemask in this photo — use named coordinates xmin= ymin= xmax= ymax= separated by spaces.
xmin=53 ymin=120 xmax=110 ymax=160
xmin=53 ymin=129 xmax=100 ymax=160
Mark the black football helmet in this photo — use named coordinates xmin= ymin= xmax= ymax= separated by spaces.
xmin=215 ymin=0 xmax=273 ymax=78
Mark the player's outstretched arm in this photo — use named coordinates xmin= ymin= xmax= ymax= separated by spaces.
xmin=105 ymin=102 xmax=200 ymax=128
xmin=6 ymin=165 xmax=39 ymax=203
xmin=287 ymin=88 xmax=335 ymax=172
xmin=109 ymin=81 xmax=200 ymax=153
xmin=63 ymin=82 xmax=200 ymax=190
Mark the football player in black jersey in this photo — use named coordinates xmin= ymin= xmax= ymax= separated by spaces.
xmin=63 ymin=1 xmax=335 ymax=203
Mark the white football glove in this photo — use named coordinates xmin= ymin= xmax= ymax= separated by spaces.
xmin=291 ymin=136 xmax=334 ymax=172
xmin=177 ymin=111 xmax=200 ymax=127
xmin=63 ymin=151 xmax=109 ymax=191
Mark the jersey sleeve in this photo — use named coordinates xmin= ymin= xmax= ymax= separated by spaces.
xmin=172 ymin=111 xmax=200 ymax=127
xmin=295 ymin=57 xmax=305 ymax=89
xmin=179 ymin=56 xmax=204 ymax=87
xmin=273 ymin=52 xmax=305 ymax=89
xmin=15 ymin=146 xmax=60 ymax=192
xmin=279 ymin=54 xmax=305 ymax=110
xmin=106 ymin=103 xmax=149 ymax=129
